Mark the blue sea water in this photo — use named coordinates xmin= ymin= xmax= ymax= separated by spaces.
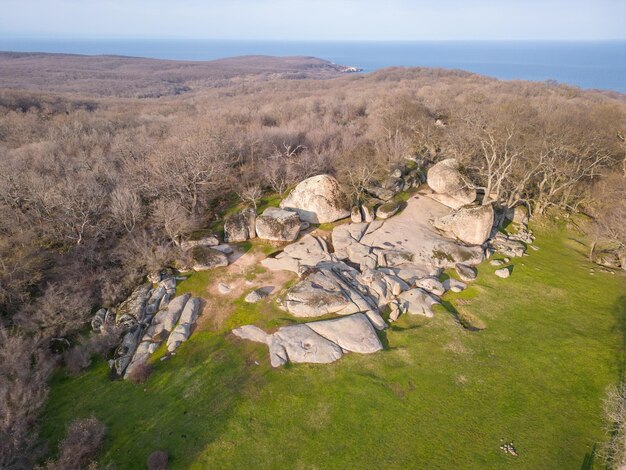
xmin=1 ymin=38 xmax=625 ymax=93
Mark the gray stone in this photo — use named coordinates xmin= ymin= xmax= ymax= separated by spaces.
xmin=232 ymin=325 xmax=269 ymax=343
xmin=490 ymin=234 xmax=526 ymax=258
xmin=91 ymin=308 xmax=107 ymax=332
xmin=495 ymin=267 xmax=511 ymax=278
xmin=398 ymin=288 xmax=440 ymax=317
xmin=213 ymin=244 xmax=234 ymax=255
xmin=415 ymin=277 xmax=445 ymax=296
xmin=432 ymin=204 xmax=494 ymax=246
xmin=115 ymin=283 xmax=152 ymax=327
xmin=189 ymin=246 xmax=229 ymax=271
xmin=255 ymin=207 xmax=301 ymax=242
xmin=442 ymin=278 xmax=466 ymax=293
xmin=280 ymin=174 xmax=350 ymax=224
xmin=224 ymin=208 xmax=257 ymax=243
xmin=362 ymin=203 xmax=375 ymax=222
xmin=351 ymin=206 xmax=363 ymax=223
xmin=376 ymin=200 xmax=401 ymax=219
xmin=166 ymin=323 xmax=191 ymax=352
xmin=179 ymin=297 xmax=200 ymax=325
xmin=490 ymin=259 xmax=505 ymax=267
xmin=180 ymin=230 xmax=220 ymax=250
xmin=273 ymin=324 xmax=344 ymax=364
xmin=245 ymin=289 xmax=267 ymax=304
xmin=307 ymin=313 xmax=383 ymax=353
xmin=427 ymin=159 xmax=476 ymax=207
xmin=218 ymin=283 xmax=231 ymax=294
xmin=455 ymin=263 xmax=477 ymax=281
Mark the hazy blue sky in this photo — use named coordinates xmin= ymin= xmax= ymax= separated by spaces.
xmin=1 ymin=0 xmax=624 ymax=41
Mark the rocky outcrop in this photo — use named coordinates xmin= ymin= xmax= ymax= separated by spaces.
xmin=427 ymin=159 xmax=476 ymax=209
xmin=255 ymin=207 xmax=301 ymax=242
xmin=280 ymin=174 xmax=350 ymax=224
xmin=398 ymin=288 xmax=440 ymax=317
xmin=490 ymin=233 xmax=526 ymax=258
xmin=455 ymin=263 xmax=477 ymax=281
xmin=115 ymin=284 xmax=152 ymax=328
xmin=432 ymin=204 xmax=495 ymax=246
xmin=166 ymin=297 xmax=200 ymax=352
xmin=376 ymin=200 xmax=401 ymax=219
xmin=180 ymin=230 xmax=220 ymax=251
xmin=189 ymin=246 xmax=229 ymax=271
xmin=224 ymin=208 xmax=256 ymax=243
xmin=232 ymin=313 xmax=382 ymax=367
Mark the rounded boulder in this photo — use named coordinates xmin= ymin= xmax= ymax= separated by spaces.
xmin=280 ymin=174 xmax=350 ymax=224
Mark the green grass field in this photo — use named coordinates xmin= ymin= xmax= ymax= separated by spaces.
xmin=41 ymin=223 xmax=626 ymax=469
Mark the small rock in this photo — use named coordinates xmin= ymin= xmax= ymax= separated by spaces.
xmin=376 ymin=200 xmax=401 ymax=219
xmin=351 ymin=206 xmax=363 ymax=223
xmin=490 ymin=259 xmax=505 ymax=267
xmin=495 ymin=267 xmax=510 ymax=278
xmin=218 ymin=283 xmax=231 ymax=294
xmin=455 ymin=263 xmax=477 ymax=282
xmin=244 ymin=289 xmax=268 ymax=304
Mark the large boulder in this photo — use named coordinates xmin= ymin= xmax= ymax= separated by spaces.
xmin=272 ymin=324 xmax=344 ymax=365
xmin=280 ymin=174 xmax=350 ymax=224
xmin=188 ymin=246 xmax=229 ymax=271
xmin=115 ymin=283 xmax=152 ymax=327
xmin=255 ymin=207 xmax=301 ymax=242
xmin=180 ymin=230 xmax=220 ymax=251
xmin=307 ymin=313 xmax=383 ymax=354
xmin=427 ymin=159 xmax=476 ymax=207
xmin=224 ymin=208 xmax=256 ymax=243
xmin=398 ymin=288 xmax=440 ymax=317
xmin=433 ymin=204 xmax=495 ymax=246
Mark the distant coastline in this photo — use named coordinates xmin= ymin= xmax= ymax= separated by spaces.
xmin=0 ymin=38 xmax=625 ymax=92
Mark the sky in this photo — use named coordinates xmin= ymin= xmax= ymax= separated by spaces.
xmin=0 ymin=0 xmax=625 ymax=41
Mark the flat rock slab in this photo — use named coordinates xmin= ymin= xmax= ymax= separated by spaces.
xmin=232 ymin=324 xmax=269 ymax=343
xmin=398 ymin=288 xmax=440 ymax=317
xmin=358 ymin=196 xmax=484 ymax=268
xmin=273 ymin=324 xmax=344 ymax=364
xmin=495 ymin=267 xmax=511 ymax=278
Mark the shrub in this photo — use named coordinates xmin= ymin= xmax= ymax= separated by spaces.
xmin=147 ymin=450 xmax=169 ymax=470
xmin=64 ymin=346 xmax=91 ymax=375
xmin=44 ymin=417 xmax=106 ymax=470
xmin=127 ymin=362 xmax=153 ymax=385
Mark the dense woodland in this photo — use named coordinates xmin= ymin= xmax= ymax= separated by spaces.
xmin=0 ymin=55 xmax=625 ymax=468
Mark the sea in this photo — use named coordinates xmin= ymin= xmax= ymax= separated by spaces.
xmin=1 ymin=38 xmax=625 ymax=93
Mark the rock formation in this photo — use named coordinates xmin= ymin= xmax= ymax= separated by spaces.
xmin=427 ymin=159 xmax=476 ymax=209
xmin=255 ymin=207 xmax=301 ymax=242
xmin=280 ymin=174 xmax=350 ymax=224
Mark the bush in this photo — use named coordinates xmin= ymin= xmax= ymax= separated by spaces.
xmin=64 ymin=346 xmax=91 ymax=375
xmin=45 ymin=417 xmax=107 ymax=470
xmin=127 ymin=362 xmax=153 ymax=385
xmin=147 ymin=450 xmax=169 ymax=470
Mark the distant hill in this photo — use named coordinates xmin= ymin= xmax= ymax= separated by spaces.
xmin=0 ymin=52 xmax=359 ymax=98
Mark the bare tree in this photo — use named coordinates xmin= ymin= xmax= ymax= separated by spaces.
xmin=110 ymin=186 xmax=142 ymax=234
xmin=0 ymin=328 xmax=52 ymax=470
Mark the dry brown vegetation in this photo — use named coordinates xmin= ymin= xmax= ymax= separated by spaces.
xmin=0 ymin=53 xmax=624 ymax=467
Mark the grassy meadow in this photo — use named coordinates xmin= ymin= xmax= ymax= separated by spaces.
xmin=41 ymin=222 xmax=626 ymax=469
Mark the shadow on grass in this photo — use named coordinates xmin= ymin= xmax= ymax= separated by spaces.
xmin=580 ymin=443 xmax=596 ymax=470
xmin=440 ymin=299 xmax=484 ymax=332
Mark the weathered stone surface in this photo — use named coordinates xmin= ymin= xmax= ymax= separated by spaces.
xmin=365 ymin=183 xmax=395 ymax=201
xmin=376 ymin=200 xmax=401 ymax=219
xmin=166 ymin=323 xmax=191 ymax=352
xmin=179 ymin=297 xmax=200 ymax=325
xmin=455 ymin=263 xmax=477 ymax=281
xmin=398 ymin=288 xmax=440 ymax=317
xmin=495 ymin=267 xmax=511 ymax=278
xmin=282 ymin=234 xmax=331 ymax=267
xmin=490 ymin=259 xmax=505 ymax=266
xmin=189 ymin=246 xmax=229 ymax=271
xmin=306 ymin=313 xmax=383 ymax=353
xmin=245 ymin=289 xmax=267 ymax=304
xmin=91 ymin=308 xmax=107 ymax=332
xmin=213 ymin=244 xmax=234 ymax=255
xmin=255 ymin=207 xmax=301 ymax=242
xmin=427 ymin=159 xmax=476 ymax=207
xmin=273 ymin=324 xmax=344 ymax=364
xmin=442 ymin=278 xmax=466 ymax=293
xmin=149 ymin=294 xmax=190 ymax=338
xmin=224 ymin=208 xmax=256 ymax=243
xmin=180 ymin=230 xmax=220 ymax=250
xmin=415 ymin=277 xmax=445 ymax=296
xmin=351 ymin=206 xmax=363 ymax=223
xmin=232 ymin=324 xmax=269 ymax=343
xmin=362 ymin=203 xmax=375 ymax=222
xmin=283 ymin=271 xmax=352 ymax=317
xmin=490 ymin=233 xmax=526 ymax=258
xmin=115 ymin=283 xmax=152 ymax=327
xmin=433 ymin=204 xmax=494 ymax=246
xmin=280 ymin=174 xmax=350 ymax=224
xmin=511 ymin=204 xmax=529 ymax=225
